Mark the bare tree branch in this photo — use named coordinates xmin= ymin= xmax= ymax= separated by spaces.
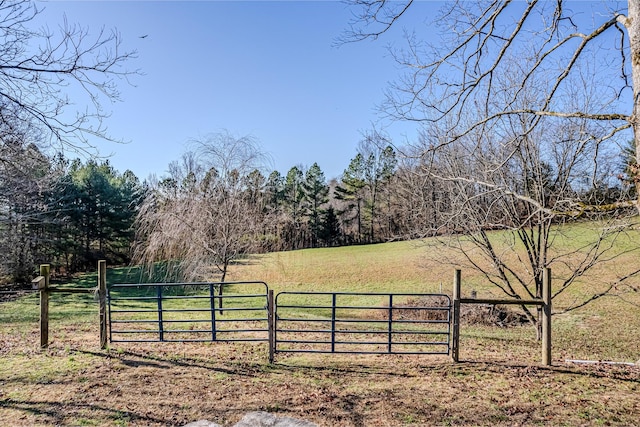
xmin=0 ymin=0 xmax=139 ymax=158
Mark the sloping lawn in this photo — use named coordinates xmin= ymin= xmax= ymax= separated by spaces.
xmin=1 ymin=228 xmax=639 ymax=426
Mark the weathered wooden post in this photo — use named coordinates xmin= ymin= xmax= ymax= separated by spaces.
xmin=542 ymin=267 xmax=552 ymax=366
xmin=98 ymin=260 xmax=107 ymax=349
xmin=39 ymin=264 xmax=51 ymax=349
xmin=451 ymin=269 xmax=461 ymax=363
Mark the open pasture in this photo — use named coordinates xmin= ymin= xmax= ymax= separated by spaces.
xmin=1 ymin=229 xmax=639 ymax=426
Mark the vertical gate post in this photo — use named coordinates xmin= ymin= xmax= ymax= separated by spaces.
xmin=219 ymin=283 xmax=224 ymax=316
xmin=209 ymin=284 xmax=217 ymax=341
xmin=451 ymin=269 xmax=461 ymax=363
xmin=388 ymin=294 xmax=393 ymax=353
xmin=268 ymin=289 xmax=275 ymax=363
xmin=542 ymin=268 xmax=552 ymax=366
xmin=157 ymin=284 xmax=164 ymax=341
xmin=331 ymin=293 xmax=337 ymax=353
xmin=98 ymin=260 xmax=107 ymax=349
xmin=39 ymin=264 xmax=51 ymax=349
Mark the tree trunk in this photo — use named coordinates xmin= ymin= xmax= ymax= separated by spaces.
xmin=356 ymin=199 xmax=362 ymax=243
xmin=218 ymin=266 xmax=227 ymax=315
xmin=370 ymin=187 xmax=377 ymax=242
xmin=626 ymin=1 xmax=640 ymax=214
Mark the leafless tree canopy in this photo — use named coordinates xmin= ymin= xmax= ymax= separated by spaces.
xmin=0 ymin=0 xmax=138 ymax=282
xmin=0 ymin=0 xmax=138 ymax=155
xmin=134 ymin=132 xmax=268 ymax=282
xmin=344 ymin=0 xmax=639 ymax=209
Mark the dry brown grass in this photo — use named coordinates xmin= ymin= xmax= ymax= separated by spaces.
xmin=2 ymin=312 xmax=639 ymax=426
xmin=0 ymin=324 xmax=638 ymax=426
xmin=0 ymin=330 xmax=640 ymax=426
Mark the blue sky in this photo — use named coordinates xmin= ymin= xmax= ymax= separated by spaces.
xmin=36 ymin=0 xmax=438 ymax=180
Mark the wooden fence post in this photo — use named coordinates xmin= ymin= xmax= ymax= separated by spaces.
xmin=98 ymin=260 xmax=107 ymax=349
xmin=451 ymin=269 xmax=461 ymax=363
xmin=542 ymin=267 xmax=552 ymax=366
xmin=39 ymin=264 xmax=51 ymax=349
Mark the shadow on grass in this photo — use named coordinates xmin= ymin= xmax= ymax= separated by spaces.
xmin=78 ymin=342 xmax=640 ymax=384
xmin=272 ymin=359 xmax=443 ymax=378
xmin=455 ymin=360 xmax=640 ymax=383
xmin=80 ymin=346 xmax=450 ymax=381
xmin=77 ymin=348 xmax=261 ymax=377
xmin=0 ymin=398 xmax=168 ymax=425
xmin=272 ymin=355 xmax=639 ymax=384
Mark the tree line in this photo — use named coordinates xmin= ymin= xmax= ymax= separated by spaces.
xmin=133 ymin=130 xmax=637 ymax=289
xmin=132 ymin=132 xmax=403 ymax=282
xmin=0 ymin=142 xmax=142 ymax=282
xmin=3 ymin=123 xmax=635 ymax=285
xmin=0 ymin=0 xmax=137 ymax=283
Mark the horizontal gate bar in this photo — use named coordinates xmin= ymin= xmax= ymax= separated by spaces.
xmin=279 ymin=349 xmax=449 ymax=355
xmin=108 ymin=295 xmax=266 ymax=301
xmin=109 ymin=338 xmax=269 ymax=343
xmin=277 ymin=304 xmax=450 ymax=310
xmin=459 ymin=298 xmax=544 ymax=306
xmin=277 ymin=339 xmax=449 ymax=345
xmin=277 ymin=329 xmax=450 ymax=335
xmin=276 ymin=317 xmax=450 ymax=324
xmin=109 ymin=281 xmax=269 ymax=288
xmin=276 ymin=291 xmax=451 ymax=297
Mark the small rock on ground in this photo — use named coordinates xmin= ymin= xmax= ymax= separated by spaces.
xmin=184 ymin=412 xmax=317 ymax=427
xmin=184 ymin=421 xmax=222 ymax=427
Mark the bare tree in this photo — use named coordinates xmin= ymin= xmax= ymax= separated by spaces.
xmin=342 ymin=1 xmax=640 ymax=335
xmin=0 ymin=130 xmax=58 ymax=281
xmin=1 ymin=0 xmax=135 ymax=279
xmin=134 ymin=132 xmax=268 ymax=282
xmin=428 ymin=113 xmax=640 ymax=328
xmin=344 ymin=0 xmax=639 ymax=212
xmin=413 ymin=87 xmax=639 ymax=337
xmin=391 ymin=146 xmax=447 ymax=240
xmin=0 ymin=0 xmax=137 ymax=156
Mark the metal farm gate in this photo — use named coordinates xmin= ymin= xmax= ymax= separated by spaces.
xmin=21 ymin=262 xmax=554 ymax=364
xmin=106 ymin=280 xmax=453 ymax=360
xmin=38 ymin=262 xmax=553 ymax=364
xmin=273 ymin=292 xmax=452 ymax=356
xmin=107 ymin=281 xmax=270 ymax=343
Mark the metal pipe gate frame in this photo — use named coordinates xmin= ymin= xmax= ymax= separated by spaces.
xmin=31 ymin=262 xmax=553 ymax=366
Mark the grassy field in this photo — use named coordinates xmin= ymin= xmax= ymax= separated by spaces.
xmin=1 ymin=226 xmax=639 ymax=426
